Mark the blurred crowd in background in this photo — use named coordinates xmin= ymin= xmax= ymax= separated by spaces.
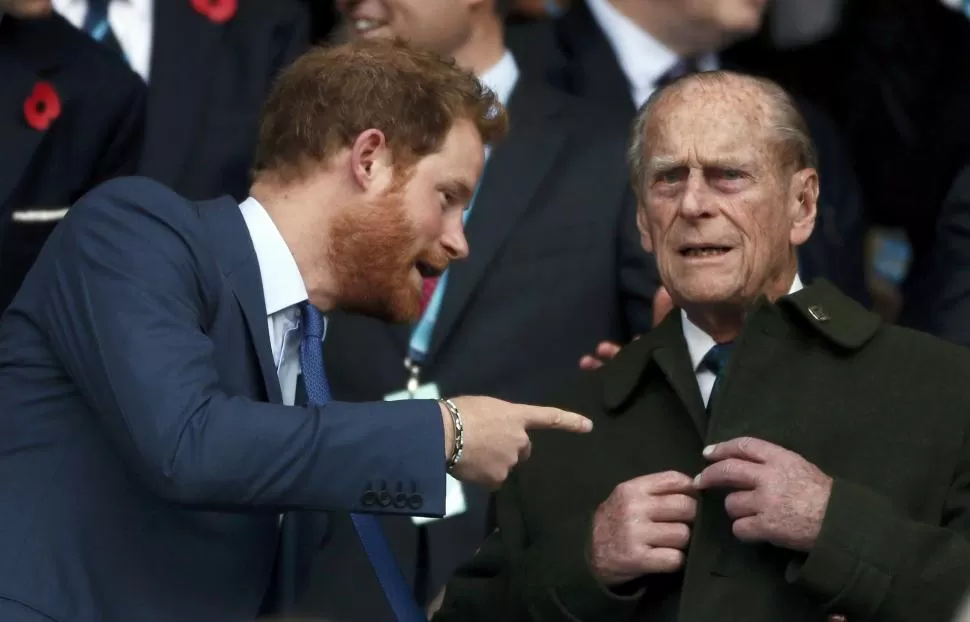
xmin=6 ymin=0 xmax=970 ymax=619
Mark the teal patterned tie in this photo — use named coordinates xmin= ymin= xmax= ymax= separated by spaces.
xmin=702 ymin=342 xmax=734 ymax=414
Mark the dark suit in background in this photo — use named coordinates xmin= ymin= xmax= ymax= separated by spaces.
xmin=0 ymin=12 xmax=144 ymax=312
xmin=508 ymin=3 xmax=871 ymax=307
xmin=138 ymin=0 xmax=310 ymax=201
xmin=295 ymin=77 xmax=659 ymax=621
xmin=436 ymin=281 xmax=970 ymax=622
xmin=0 ymin=177 xmax=446 ymax=622
xmin=901 ymin=164 xmax=970 ymax=346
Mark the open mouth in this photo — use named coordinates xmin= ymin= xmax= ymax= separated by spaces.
xmin=415 ymin=261 xmax=445 ymax=279
xmin=678 ymin=245 xmax=733 ymax=258
xmin=351 ymin=18 xmax=388 ymax=34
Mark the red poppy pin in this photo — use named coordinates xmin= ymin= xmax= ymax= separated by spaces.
xmin=23 ymin=80 xmax=61 ymax=132
xmin=191 ymin=0 xmax=237 ymax=24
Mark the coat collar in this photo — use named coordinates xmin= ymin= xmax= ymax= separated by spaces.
xmin=603 ymin=279 xmax=882 ymax=412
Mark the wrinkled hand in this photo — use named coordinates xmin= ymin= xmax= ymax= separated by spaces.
xmin=444 ymin=396 xmax=593 ymax=491
xmin=589 ymin=471 xmax=697 ymax=586
xmin=694 ymin=437 xmax=833 ymax=553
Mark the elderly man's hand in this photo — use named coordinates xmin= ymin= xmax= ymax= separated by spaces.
xmin=694 ymin=437 xmax=832 ymax=553
xmin=589 ymin=471 xmax=697 ymax=586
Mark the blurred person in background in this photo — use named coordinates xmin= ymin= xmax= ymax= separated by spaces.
xmin=296 ymin=0 xmax=660 ymax=619
xmin=510 ymin=0 xmax=870 ymax=316
xmin=899 ymin=163 xmax=970 ymax=347
xmin=435 ymin=70 xmax=970 ymax=622
xmin=0 ymin=0 xmax=144 ymax=312
xmin=54 ymin=0 xmax=311 ymax=201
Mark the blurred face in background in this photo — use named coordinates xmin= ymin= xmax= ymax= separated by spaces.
xmin=337 ymin=0 xmax=475 ymax=58
xmin=0 ymin=0 xmax=53 ymax=17
xmin=645 ymin=0 xmax=769 ymax=53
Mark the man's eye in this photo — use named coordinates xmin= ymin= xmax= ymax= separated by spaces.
xmin=657 ymin=170 xmax=684 ymax=184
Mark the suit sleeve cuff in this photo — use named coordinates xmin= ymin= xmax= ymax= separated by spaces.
xmin=523 ymin=515 xmax=642 ymax=621
xmin=785 ymin=478 xmax=892 ymax=617
xmin=343 ymin=399 xmax=447 ymax=517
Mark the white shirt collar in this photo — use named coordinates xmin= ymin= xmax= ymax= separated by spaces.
xmin=238 ymin=197 xmax=308 ymax=317
xmin=585 ymin=0 xmax=718 ymax=107
xmin=681 ymin=274 xmax=805 ymax=371
xmin=479 ymin=50 xmax=519 ymax=107
xmin=52 ymin=0 xmax=153 ymax=14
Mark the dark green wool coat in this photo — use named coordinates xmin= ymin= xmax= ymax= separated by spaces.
xmin=434 ymin=281 xmax=970 ymax=622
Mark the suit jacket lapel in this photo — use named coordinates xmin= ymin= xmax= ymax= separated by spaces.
xmin=426 ymin=81 xmax=568 ymax=359
xmin=200 ymin=197 xmax=283 ymax=404
xmin=556 ymin=0 xmax=637 ymax=119
xmin=0 ymin=16 xmax=70 ymax=214
xmin=140 ymin=0 xmax=222 ymax=185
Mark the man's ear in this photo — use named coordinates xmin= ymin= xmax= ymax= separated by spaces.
xmin=789 ymin=168 xmax=818 ymax=247
xmin=636 ymin=202 xmax=654 ymax=253
xmin=350 ymin=129 xmax=390 ymax=191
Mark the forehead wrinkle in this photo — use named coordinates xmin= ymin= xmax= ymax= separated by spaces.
xmin=646 ymin=82 xmax=777 ymax=171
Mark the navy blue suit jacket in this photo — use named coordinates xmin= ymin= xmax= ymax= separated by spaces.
xmin=0 ymin=12 xmax=145 ymax=311
xmin=138 ymin=0 xmax=310 ymax=201
xmin=0 ymin=176 xmax=446 ymax=622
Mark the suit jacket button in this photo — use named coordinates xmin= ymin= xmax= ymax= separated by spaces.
xmin=393 ymin=492 xmax=408 ymax=509
xmin=378 ymin=490 xmax=392 ymax=508
xmin=361 ymin=490 xmax=377 ymax=506
xmin=408 ymin=494 xmax=424 ymax=511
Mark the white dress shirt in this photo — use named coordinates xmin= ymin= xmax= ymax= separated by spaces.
xmin=683 ymin=274 xmax=804 ymax=407
xmin=480 ymin=50 xmax=519 ymax=111
xmin=585 ymin=0 xmax=718 ymax=107
xmin=53 ymin=0 xmax=154 ymax=81
xmin=238 ymin=197 xmax=323 ymax=407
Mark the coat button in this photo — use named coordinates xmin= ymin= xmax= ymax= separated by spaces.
xmin=408 ymin=494 xmax=424 ymax=510
xmin=361 ymin=490 xmax=377 ymax=506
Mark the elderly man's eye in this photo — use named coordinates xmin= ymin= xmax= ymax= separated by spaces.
xmin=657 ymin=169 xmax=686 ymax=184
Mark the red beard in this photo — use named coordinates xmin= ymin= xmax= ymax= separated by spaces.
xmin=328 ymin=189 xmax=449 ymax=323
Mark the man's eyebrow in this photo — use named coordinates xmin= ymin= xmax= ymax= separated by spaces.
xmin=647 ymin=156 xmax=683 ymax=172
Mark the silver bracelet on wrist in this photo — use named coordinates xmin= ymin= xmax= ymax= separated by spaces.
xmin=440 ymin=398 xmax=463 ymax=470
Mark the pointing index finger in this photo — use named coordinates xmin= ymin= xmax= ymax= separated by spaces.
xmin=523 ymin=407 xmax=593 ymax=433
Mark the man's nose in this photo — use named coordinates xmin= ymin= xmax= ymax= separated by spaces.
xmin=442 ymin=225 xmax=469 ymax=261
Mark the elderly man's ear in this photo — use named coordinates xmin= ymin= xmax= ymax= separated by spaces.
xmin=789 ymin=169 xmax=819 ymax=247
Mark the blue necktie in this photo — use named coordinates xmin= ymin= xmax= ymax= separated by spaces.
xmin=82 ymin=0 xmax=125 ymax=59
xmin=702 ymin=342 xmax=734 ymax=414
xmin=300 ymin=303 xmax=426 ymax=622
